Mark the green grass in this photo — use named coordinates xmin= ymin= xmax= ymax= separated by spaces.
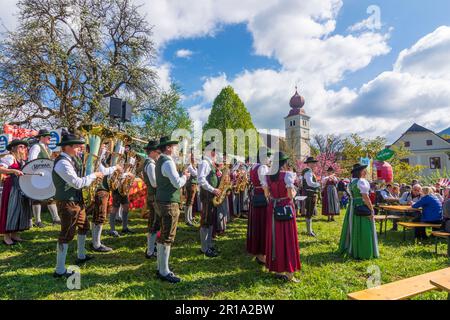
xmin=0 ymin=208 xmax=449 ymax=300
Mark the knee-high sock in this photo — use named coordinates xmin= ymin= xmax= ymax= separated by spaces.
xmin=55 ymin=242 xmax=68 ymax=275
xmin=160 ymin=245 xmax=171 ymax=276
xmin=122 ymin=210 xmax=129 ymax=230
xmin=109 ymin=211 xmax=116 ymax=232
xmin=92 ymin=224 xmax=102 ymax=249
xmin=207 ymin=225 xmax=214 ymax=249
xmin=48 ymin=204 xmax=60 ymax=222
xmin=147 ymin=233 xmax=157 ymax=254
xmin=306 ymin=218 xmax=313 ymax=234
xmin=156 ymin=243 xmax=163 ymax=271
xmin=184 ymin=206 xmax=190 ymax=223
xmin=77 ymin=235 xmax=86 ymax=259
xmin=32 ymin=204 xmax=42 ymax=223
xmin=200 ymin=227 xmax=208 ymax=253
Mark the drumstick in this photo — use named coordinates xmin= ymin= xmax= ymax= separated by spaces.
xmin=23 ymin=173 xmax=45 ymax=176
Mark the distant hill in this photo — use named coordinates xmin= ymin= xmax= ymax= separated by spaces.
xmin=439 ymin=126 xmax=450 ymax=136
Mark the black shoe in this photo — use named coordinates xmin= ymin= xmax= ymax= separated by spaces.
xmin=52 ymin=220 xmax=61 ymax=226
xmin=92 ymin=244 xmax=113 ymax=252
xmin=34 ymin=222 xmax=45 ymax=228
xmin=186 ymin=222 xmax=194 ymax=227
xmin=76 ymin=255 xmax=94 ymax=265
xmin=145 ymin=251 xmax=157 ymax=259
xmin=108 ymin=231 xmax=120 ymax=238
xmin=159 ymin=272 xmax=181 ymax=284
xmin=53 ymin=270 xmax=75 ymax=278
xmin=204 ymin=248 xmax=218 ymax=258
xmin=121 ymin=228 xmax=135 ymax=235
xmin=255 ymin=257 xmax=265 ymax=265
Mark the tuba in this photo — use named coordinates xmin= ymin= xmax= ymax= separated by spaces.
xmin=79 ymin=125 xmax=115 ymax=206
xmin=212 ymin=165 xmax=233 ymax=207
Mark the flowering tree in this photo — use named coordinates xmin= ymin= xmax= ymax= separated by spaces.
xmin=296 ymin=153 xmax=342 ymax=179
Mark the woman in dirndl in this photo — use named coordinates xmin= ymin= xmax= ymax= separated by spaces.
xmin=246 ymin=147 xmax=271 ymax=265
xmin=338 ymin=163 xmax=379 ymax=260
xmin=0 ymin=139 xmax=32 ymax=246
xmin=321 ymin=167 xmax=340 ymax=222
xmin=263 ymin=152 xmax=301 ymax=282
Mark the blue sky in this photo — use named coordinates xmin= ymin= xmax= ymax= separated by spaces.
xmin=1 ymin=0 xmax=450 ymax=141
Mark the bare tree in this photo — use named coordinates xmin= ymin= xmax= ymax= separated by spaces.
xmin=311 ymin=134 xmax=344 ymax=159
xmin=0 ymin=0 xmax=158 ymax=130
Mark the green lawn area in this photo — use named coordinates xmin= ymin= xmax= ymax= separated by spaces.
xmin=0 ymin=208 xmax=449 ymax=300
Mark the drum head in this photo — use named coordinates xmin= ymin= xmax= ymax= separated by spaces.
xmin=19 ymin=159 xmax=56 ymax=200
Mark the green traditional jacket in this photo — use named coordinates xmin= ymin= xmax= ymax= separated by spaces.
xmin=155 ymin=155 xmax=181 ymax=203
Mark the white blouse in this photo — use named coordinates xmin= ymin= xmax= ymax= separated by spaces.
xmin=263 ymin=171 xmax=296 ymax=188
xmin=357 ymin=178 xmax=370 ymax=195
xmin=0 ymin=155 xmax=16 ymax=168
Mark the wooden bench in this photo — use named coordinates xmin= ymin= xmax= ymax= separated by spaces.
xmin=397 ymin=222 xmax=441 ymax=241
xmin=373 ymin=215 xmax=387 ymax=236
xmin=348 ymin=267 xmax=450 ymax=300
xmin=431 ymin=231 xmax=450 ymax=256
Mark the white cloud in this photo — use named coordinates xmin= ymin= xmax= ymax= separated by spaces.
xmin=0 ymin=0 xmax=19 ymax=32
xmin=175 ymin=49 xmax=193 ymax=59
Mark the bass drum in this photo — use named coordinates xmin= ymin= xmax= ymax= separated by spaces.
xmin=19 ymin=159 xmax=56 ymax=200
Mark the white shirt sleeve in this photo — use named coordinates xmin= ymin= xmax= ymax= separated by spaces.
xmin=54 ymin=158 xmax=97 ymax=189
xmin=284 ymin=172 xmax=296 ymax=188
xmin=304 ymin=170 xmax=321 ymax=188
xmin=188 ymin=164 xmax=197 ymax=177
xmin=161 ymin=159 xmax=186 ymax=189
xmin=357 ymin=179 xmax=370 ymax=195
xmin=28 ymin=144 xmax=41 ymax=161
xmin=146 ymin=162 xmax=157 ymax=188
xmin=257 ymin=165 xmax=269 ymax=186
xmin=0 ymin=155 xmax=15 ymax=168
xmin=198 ymin=159 xmax=215 ymax=193
xmin=98 ymin=163 xmax=116 ymax=176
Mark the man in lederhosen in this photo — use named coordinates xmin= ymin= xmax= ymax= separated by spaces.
xmin=155 ymin=136 xmax=190 ymax=283
xmin=143 ymin=140 xmax=161 ymax=259
xmin=91 ymin=142 xmax=122 ymax=252
xmin=52 ymin=134 xmax=104 ymax=278
xmin=28 ymin=129 xmax=61 ymax=227
xmin=197 ymin=140 xmax=221 ymax=258
xmin=301 ymin=156 xmax=321 ymax=237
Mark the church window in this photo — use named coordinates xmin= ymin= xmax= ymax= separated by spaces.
xmin=426 ymin=140 xmax=433 ymax=146
xmin=404 ymin=141 xmax=410 ymax=147
xmin=430 ymin=157 xmax=441 ymax=169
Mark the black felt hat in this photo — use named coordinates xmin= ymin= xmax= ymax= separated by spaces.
xmin=157 ymin=136 xmax=179 ymax=148
xmin=144 ymin=140 xmax=160 ymax=151
xmin=35 ymin=129 xmax=52 ymax=138
xmin=6 ymin=139 xmax=29 ymax=151
xmin=57 ymin=134 xmax=86 ymax=147
xmin=304 ymin=156 xmax=318 ymax=164
xmin=351 ymin=163 xmax=368 ymax=174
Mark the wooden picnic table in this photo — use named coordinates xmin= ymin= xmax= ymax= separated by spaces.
xmin=375 ymin=205 xmax=422 ymax=237
xmin=378 ymin=205 xmax=421 ymax=213
xmin=430 ymin=277 xmax=450 ymax=300
xmin=348 ymin=267 xmax=450 ymax=300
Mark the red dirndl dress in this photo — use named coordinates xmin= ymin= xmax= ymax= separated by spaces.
xmin=246 ymin=164 xmax=268 ymax=255
xmin=265 ymin=172 xmax=301 ymax=273
xmin=0 ymin=160 xmax=20 ymax=234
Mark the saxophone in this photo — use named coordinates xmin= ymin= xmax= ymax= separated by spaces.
xmin=212 ymin=166 xmax=233 ymax=207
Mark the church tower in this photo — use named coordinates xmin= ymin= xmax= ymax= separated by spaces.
xmin=284 ymin=87 xmax=311 ymax=161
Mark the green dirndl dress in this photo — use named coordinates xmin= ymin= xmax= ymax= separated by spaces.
xmin=338 ymin=178 xmax=379 ymax=260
